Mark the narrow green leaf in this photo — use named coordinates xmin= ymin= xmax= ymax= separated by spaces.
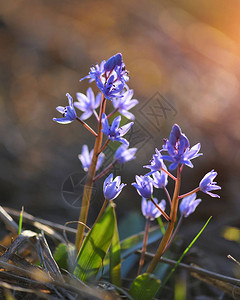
xmin=160 ymin=216 xmax=212 ymax=291
xmin=156 ymin=216 xmax=166 ymax=234
xmin=109 ymin=206 xmax=121 ymax=286
xmin=18 ymin=206 xmax=24 ymax=235
xmin=74 ymin=203 xmax=115 ymax=281
xmin=130 ymin=273 xmax=160 ymax=300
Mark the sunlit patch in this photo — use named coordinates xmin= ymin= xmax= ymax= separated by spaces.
xmin=222 ymin=226 xmax=240 ymax=243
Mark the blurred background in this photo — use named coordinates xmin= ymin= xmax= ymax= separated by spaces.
xmin=1 ymin=0 xmax=240 ymax=290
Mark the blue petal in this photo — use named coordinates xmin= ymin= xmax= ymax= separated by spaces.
xmin=111 ymin=115 xmax=121 ymax=131
xmin=53 ymin=117 xmax=74 ymax=124
xmin=101 ymin=113 xmax=110 ymax=135
xmin=119 ymin=122 xmax=133 ymax=136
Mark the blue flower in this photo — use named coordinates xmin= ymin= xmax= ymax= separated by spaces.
xmin=112 ymin=89 xmax=139 ymax=120
xmin=80 ymin=53 xmax=129 ymax=100
xmin=80 ymin=60 xmax=105 ymax=83
xmin=53 ymin=93 xmax=77 ymax=124
xmin=114 ymin=145 xmax=137 ymax=164
xmin=104 ymin=53 xmax=123 ymax=72
xmin=78 ymin=145 xmax=105 ymax=172
xmin=103 ymin=173 xmax=126 ymax=201
xmin=144 ymin=149 xmax=163 ymax=175
xmin=152 ymin=162 xmax=168 ymax=189
xmin=199 ymin=170 xmax=221 ymax=198
xmin=96 ymin=73 xmax=126 ymax=100
xmin=141 ymin=198 xmax=166 ymax=220
xmin=74 ymin=88 xmax=101 ymax=120
xmin=179 ymin=193 xmax=202 ymax=218
xmin=101 ymin=113 xmax=133 ymax=145
xmin=161 ymin=124 xmax=202 ymax=170
xmin=132 ymin=175 xmax=153 ymax=199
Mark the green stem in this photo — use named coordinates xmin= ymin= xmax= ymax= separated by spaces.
xmin=75 ymin=95 xmax=106 ymax=252
xmin=137 ymin=218 xmax=150 ymax=276
xmin=147 ymin=166 xmax=181 ymax=273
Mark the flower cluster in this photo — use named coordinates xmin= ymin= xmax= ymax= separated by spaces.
xmin=132 ymin=123 xmax=221 ymax=222
xmin=80 ymin=53 xmax=129 ymax=100
xmin=53 ymin=53 xmax=222 ymax=280
xmin=53 ymin=53 xmax=137 ymax=204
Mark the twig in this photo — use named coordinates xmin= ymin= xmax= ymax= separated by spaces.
xmin=138 ymin=251 xmax=240 ymax=286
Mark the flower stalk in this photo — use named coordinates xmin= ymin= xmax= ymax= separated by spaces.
xmin=75 ymin=95 xmax=106 ymax=252
xmin=178 ymin=187 xmax=200 ymax=199
xmin=93 ymin=160 xmax=117 ymax=182
xmin=147 ymin=166 xmax=181 ymax=273
xmin=150 ymin=198 xmax=170 ymax=222
xmin=76 ymin=117 xmax=98 ymax=137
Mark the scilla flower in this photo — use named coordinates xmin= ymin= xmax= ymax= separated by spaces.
xmin=132 ymin=176 xmax=153 ymax=199
xmin=199 ymin=170 xmax=221 ymax=198
xmin=102 ymin=113 xmax=133 ymax=145
xmin=114 ymin=144 xmax=137 ymax=164
xmin=144 ymin=149 xmax=163 ymax=175
xmin=141 ymin=198 xmax=166 ymax=220
xmin=103 ymin=173 xmax=126 ymax=201
xmin=152 ymin=162 xmax=168 ymax=189
xmin=180 ymin=193 xmax=202 ymax=218
xmin=74 ymin=88 xmax=101 ymax=120
xmin=112 ymin=89 xmax=139 ymax=120
xmin=161 ymin=124 xmax=202 ymax=170
xmin=80 ymin=60 xmax=105 ymax=83
xmin=53 ymin=93 xmax=77 ymax=124
xmin=78 ymin=145 xmax=105 ymax=172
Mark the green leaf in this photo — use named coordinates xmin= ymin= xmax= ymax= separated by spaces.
xmin=74 ymin=203 xmax=115 ymax=281
xmin=18 ymin=206 xmax=24 ymax=235
xmin=54 ymin=243 xmax=76 ymax=272
xmin=156 ymin=216 xmax=166 ymax=234
xmin=103 ymin=226 xmax=162 ymax=274
xmin=109 ymin=206 xmax=121 ymax=286
xmin=54 ymin=243 xmax=68 ymax=270
xmin=130 ymin=273 xmax=160 ymax=300
xmin=160 ymin=216 xmax=212 ymax=291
